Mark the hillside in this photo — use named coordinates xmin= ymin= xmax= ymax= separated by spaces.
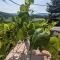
xmin=0 ymin=11 xmax=48 ymax=18
xmin=0 ymin=11 xmax=17 ymax=19
xmin=31 ymin=13 xmax=48 ymax=18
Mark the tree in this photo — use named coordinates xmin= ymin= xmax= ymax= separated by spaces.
xmin=47 ymin=0 xmax=60 ymax=13
xmin=47 ymin=0 xmax=60 ymax=23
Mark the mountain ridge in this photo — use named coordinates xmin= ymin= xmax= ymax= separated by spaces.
xmin=0 ymin=11 xmax=18 ymax=18
xmin=0 ymin=11 xmax=48 ymax=18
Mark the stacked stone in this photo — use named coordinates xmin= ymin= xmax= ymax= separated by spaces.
xmin=5 ymin=40 xmax=52 ymax=60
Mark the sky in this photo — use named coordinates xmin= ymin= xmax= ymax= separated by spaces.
xmin=0 ymin=0 xmax=51 ymax=13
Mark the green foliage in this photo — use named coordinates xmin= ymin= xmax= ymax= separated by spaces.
xmin=49 ymin=36 xmax=60 ymax=60
xmin=49 ymin=46 xmax=58 ymax=60
xmin=50 ymin=35 xmax=60 ymax=51
xmin=20 ymin=5 xmax=29 ymax=12
xmin=0 ymin=22 xmax=18 ymax=60
xmin=0 ymin=41 xmax=2 ymax=49
xmin=50 ymin=36 xmax=58 ymax=44
xmin=25 ymin=0 xmax=34 ymax=5
xmin=31 ymin=28 xmax=50 ymax=50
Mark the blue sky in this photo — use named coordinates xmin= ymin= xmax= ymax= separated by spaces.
xmin=0 ymin=0 xmax=50 ymax=13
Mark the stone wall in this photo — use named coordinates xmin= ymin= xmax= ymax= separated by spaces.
xmin=5 ymin=41 xmax=52 ymax=60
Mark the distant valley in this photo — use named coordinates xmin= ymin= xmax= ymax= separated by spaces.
xmin=0 ymin=11 xmax=48 ymax=19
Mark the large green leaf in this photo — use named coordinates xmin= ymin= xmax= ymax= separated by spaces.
xmin=25 ymin=0 xmax=34 ymax=4
xmin=31 ymin=28 xmax=50 ymax=50
xmin=50 ymin=37 xmax=58 ymax=44
xmin=4 ymin=24 xmax=9 ymax=30
xmin=17 ymin=29 xmax=24 ymax=40
xmin=25 ymin=0 xmax=29 ymax=4
xmin=0 ymin=41 xmax=2 ymax=49
xmin=20 ymin=5 xmax=29 ymax=12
